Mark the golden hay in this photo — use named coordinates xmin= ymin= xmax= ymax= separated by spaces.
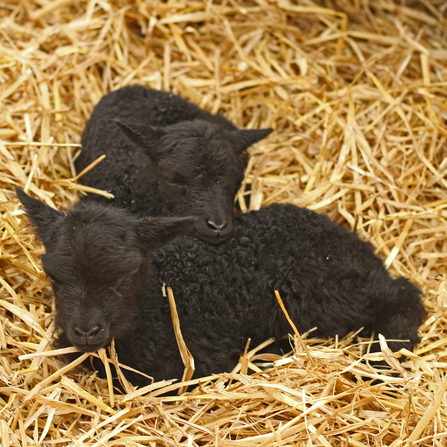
xmin=1 ymin=0 xmax=447 ymax=445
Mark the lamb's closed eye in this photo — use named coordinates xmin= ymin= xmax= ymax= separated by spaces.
xmin=118 ymin=272 xmax=135 ymax=286
xmin=165 ymin=177 xmax=186 ymax=188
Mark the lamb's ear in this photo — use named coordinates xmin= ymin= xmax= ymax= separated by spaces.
xmin=228 ymin=128 xmax=273 ymax=154
xmin=113 ymin=119 xmax=166 ymax=158
xmin=15 ymin=187 xmax=64 ymax=247
xmin=136 ymin=216 xmax=198 ymax=251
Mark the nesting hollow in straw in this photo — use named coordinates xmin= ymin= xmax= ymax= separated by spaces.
xmin=1 ymin=0 xmax=447 ymax=445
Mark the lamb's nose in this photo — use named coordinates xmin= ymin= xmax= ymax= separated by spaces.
xmin=207 ymin=219 xmax=227 ymax=233
xmin=74 ymin=325 xmax=100 ymax=338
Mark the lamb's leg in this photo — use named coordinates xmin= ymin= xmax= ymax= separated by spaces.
xmin=371 ymin=277 xmax=425 ymax=354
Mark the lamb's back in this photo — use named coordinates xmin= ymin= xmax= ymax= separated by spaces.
xmin=152 ymin=204 xmax=386 ymax=345
xmin=80 ymin=86 xmax=236 ymax=161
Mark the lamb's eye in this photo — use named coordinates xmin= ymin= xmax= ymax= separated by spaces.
xmin=166 ymin=180 xmax=185 ymax=188
xmin=166 ymin=174 xmax=186 ymax=187
xmin=166 ymin=180 xmax=181 ymax=187
xmin=119 ymin=273 xmax=134 ymax=285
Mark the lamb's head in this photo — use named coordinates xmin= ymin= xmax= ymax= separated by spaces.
xmin=16 ymin=187 xmax=196 ymax=352
xmin=115 ymin=119 xmax=272 ymax=243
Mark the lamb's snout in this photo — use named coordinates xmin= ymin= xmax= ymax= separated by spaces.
xmin=196 ymin=216 xmax=232 ymax=243
xmin=69 ymin=322 xmax=109 ymax=352
xmin=207 ymin=218 xmax=227 ymax=233
xmin=74 ymin=325 xmax=99 ymax=338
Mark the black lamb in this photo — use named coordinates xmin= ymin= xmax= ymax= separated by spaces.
xmin=75 ymin=86 xmax=272 ymax=243
xmin=17 ymin=188 xmax=425 ymax=387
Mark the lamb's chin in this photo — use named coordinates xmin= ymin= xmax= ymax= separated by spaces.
xmin=72 ymin=339 xmax=110 ymax=353
xmin=196 ymin=232 xmax=231 ymax=245
xmin=67 ymin=329 xmax=113 ymax=353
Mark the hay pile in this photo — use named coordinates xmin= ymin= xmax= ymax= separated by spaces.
xmin=1 ymin=0 xmax=447 ymax=445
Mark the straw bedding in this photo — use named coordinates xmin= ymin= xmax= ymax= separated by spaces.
xmin=1 ymin=0 xmax=447 ymax=445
